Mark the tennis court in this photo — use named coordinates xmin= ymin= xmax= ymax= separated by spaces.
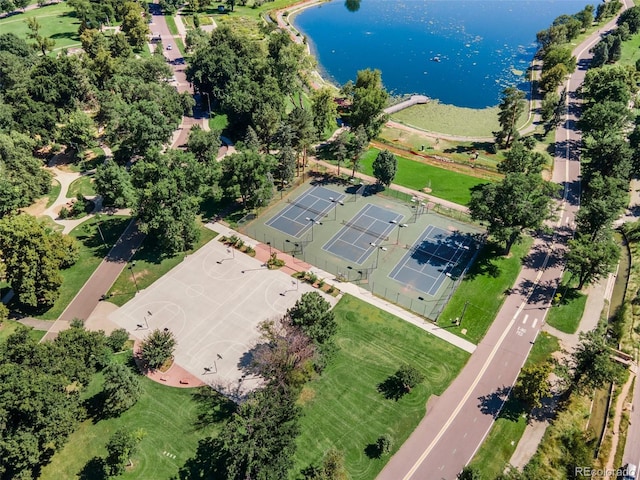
xmin=389 ymin=225 xmax=476 ymax=296
xmin=266 ymin=186 xmax=346 ymax=238
xmin=322 ymin=204 xmax=404 ymax=264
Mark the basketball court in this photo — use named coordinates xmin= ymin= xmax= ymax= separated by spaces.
xmin=109 ymin=232 xmax=337 ymax=395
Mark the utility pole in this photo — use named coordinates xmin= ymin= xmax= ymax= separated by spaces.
xmin=456 ymin=301 xmax=469 ymax=326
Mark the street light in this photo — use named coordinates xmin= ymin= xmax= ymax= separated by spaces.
xmin=202 ymin=91 xmax=211 ymax=114
xmin=396 ymin=223 xmax=408 ymax=245
xmin=370 ymin=243 xmax=388 ymax=268
xmin=129 ymin=261 xmax=139 ymax=294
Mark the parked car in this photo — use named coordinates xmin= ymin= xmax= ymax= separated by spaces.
xmin=623 ymin=463 xmax=637 ymax=480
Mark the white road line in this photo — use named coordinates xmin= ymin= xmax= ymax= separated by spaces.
xmin=532 ymin=318 xmax=538 ymax=329
xmin=522 ymin=314 xmax=528 ymax=325
xmin=401 ymin=308 xmax=522 ymax=480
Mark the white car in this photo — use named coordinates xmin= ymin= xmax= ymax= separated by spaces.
xmin=166 ymin=44 xmax=172 ymax=50
xmin=624 ymin=463 xmax=637 ymax=480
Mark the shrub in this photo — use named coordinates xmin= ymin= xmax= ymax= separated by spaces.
xmin=107 ymin=328 xmax=130 ymax=352
xmin=376 ymin=434 xmax=393 ymax=456
xmin=140 ymin=329 xmax=176 ymax=370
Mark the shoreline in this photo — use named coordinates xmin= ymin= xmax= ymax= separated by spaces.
xmin=271 ymin=0 xmax=536 ymax=129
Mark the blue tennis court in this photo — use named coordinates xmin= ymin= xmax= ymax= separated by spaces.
xmin=322 ymin=204 xmax=403 ymax=264
xmin=389 ymin=225 xmax=476 ymax=296
xmin=266 ymin=186 xmax=346 ymax=238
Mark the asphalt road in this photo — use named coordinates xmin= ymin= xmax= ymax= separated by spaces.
xmin=377 ymin=8 xmax=631 ymax=479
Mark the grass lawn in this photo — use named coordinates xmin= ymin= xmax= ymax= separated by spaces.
xmin=359 ymin=148 xmax=489 ymax=205
xmin=107 ymin=223 xmax=217 ymax=306
xmin=35 ymin=216 xmax=131 ymax=320
xmin=437 ymin=237 xmax=534 ymax=344
xmin=469 ymin=331 xmax=560 ymax=478
xmin=46 ymin=178 xmax=62 ymax=208
xmin=67 ymin=176 xmax=96 ymax=198
xmin=165 ymin=14 xmax=179 ymax=36
xmin=40 ymin=351 xmax=223 ymax=480
xmin=0 ymin=2 xmax=81 ymax=50
xmin=291 ymin=295 xmax=470 ymax=480
xmin=546 ymin=286 xmax=587 ymax=334
xmin=0 ymin=319 xmax=47 ymax=343
xmin=391 ymin=101 xmax=505 ymax=138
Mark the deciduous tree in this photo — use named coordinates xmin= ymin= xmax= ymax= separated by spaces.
xmin=494 ymin=87 xmax=525 ymax=148
xmin=566 ymin=230 xmax=619 ymax=289
xmin=140 ymin=328 xmax=176 ymax=370
xmin=94 ymin=159 xmax=137 ymax=208
xmin=513 ymin=362 xmax=552 ymax=411
xmin=468 ymin=173 xmax=558 ymax=255
xmin=372 ymin=149 xmax=397 ymax=187
xmin=347 ymin=69 xmax=388 ymax=139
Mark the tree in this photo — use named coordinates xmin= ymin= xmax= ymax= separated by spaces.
xmin=331 ymin=130 xmax=349 ymax=176
xmin=102 ymin=362 xmax=142 ymax=417
xmin=220 ymin=150 xmax=275 ymax=209
xmin=275 ymin=146 xmax=296 ymax=190
xmin=566 ymin=231 xmax=619 ymax=289
xmin=494 ymin=87 xmax=526 ymax=148
xmin=513 ymin=362 xmax=552 ymax=411
xmin=581 ymin=64 xmax=636 ymax=105
xmin=187 ymin=125 xmax=221 ymax=163
xmin=287 ymin=292 xmax=336 ymax=346
xmin=578 ymin=101 xmax=630 ymax=135
xmin=393 ymin=364 xmax=424 ymax=393
xmin=497 ymin=141 xmax=546 ymax=175
xmin=303 ymin=448 xmax=350 ymax=479
xmin=94 ymin=159 xmax=137 ymax=208
xmin=468 ymin=173 xmax=558 ymax=255
xmin=107 ymin=328 xmax=130 ymax=352
xmin=581 ymin=131 xmax=633 ymax=180
xmin=311 ymin=87 xmax=337 ymax=139
xmin=131 ymin=150 xmax=206 ymax=254
xmin=218 ymin=386 xmax=300 ymax=480
xmin=348 ymin=125 xmax=368 ymax=178
xmin=0 ymin=214 xmax=79 ymax=308
xmin=0 ymin=132 xmax=52 ymax=217
xmin=457 ymin=466 xmax=481 ymax=480
xmin=121 ymin=1 xmax=150 ymax=49
xmin=59 ymin=110 xmax=97 ymax=155
xmin=140 ymin=328 xmax=176 ymax=370
xmin=567 ymin=324 xmax=625 ymax=393
xmin=103 ymin=428 xmax=145 ymax=477
xmin=25 ymin=17 xmax=55 ymax=55
xmin=347 ymin=69 xmax=388 ymax=139
xmin=539 ymin=63 xmax=568 ymax=93
xmin=575 ymin=172 xmax=627 ymax=237
xmin=618 ymin=5 xmax=640 ymax=33
xmin=372 ymin=149 xmax=397 ymax=187
xmin=287 ymin=106 xmax=315 ymax=175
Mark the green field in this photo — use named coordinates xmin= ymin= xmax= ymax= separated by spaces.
xmin=0 ymin=2 xmax=81 ymax=51
xmin=0 ymin=319 xmax=47 ymax=343
xmin=469 ymin=331 xmax=560 ymax=478
xmin=359 ymin=148 xmax=489 ymax=205
xmin=107 ymin=224 xmax=217 ymax=306
xmin=437 ymin=237 xmax=534 ymax=344
xmin=68 ymin=176 xmax=97 ymax=198
xmin=36 ymin=216 xmax=131 ymax=320
xmin=40 ymin=352 xmax=222 ymax=480
xmin=46 ymin=178 xmax=61 ymax=208
xmin=546 ymin=287 xmax=587 ymax=334
xmin=291 ymin=295 xmax=470 ymax=479
xmin=390 ymin=101 xmax=504 ymax=138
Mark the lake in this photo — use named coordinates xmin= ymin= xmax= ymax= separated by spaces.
xmin=294 ymin=0 xmax=591 ymax=108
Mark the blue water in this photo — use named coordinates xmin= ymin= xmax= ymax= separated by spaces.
xmin=294 ymin=0 xmax=590 ymax=108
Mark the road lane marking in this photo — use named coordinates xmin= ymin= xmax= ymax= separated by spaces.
xmin=401 ymin=311 xmax=520 ymax=480
xmin=522 ymin=314 xmax=529 ymax=325
xmin=532 ymin=318 xmax=538 ymax=328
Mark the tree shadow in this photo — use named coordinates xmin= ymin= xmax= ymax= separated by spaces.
xmin=83 ymin=391 xmax=109 ymax=423
xmin=364 ymin=442 xmax=382 ymax=459
xmin=78 ymin=457 xmax=106 ymax=480
xmin=521 ymin=241 xmax=564 ymax=270
xmin=377 ymin=375 xmax=407 ymax=401
xmin=477 ymin=385 xmax=512 ymax=419
xmin=442 ymin=140 xmax=495 ymax=155
xmin=191 ymin=386 xmax=237 ymax=428
xmin=176 ymin=436 xmax=227 ymax=479
xmin=516 ymin=278 xmax=559 ymax=304
xmin=461 ymin=240 xmax=501 ymax=280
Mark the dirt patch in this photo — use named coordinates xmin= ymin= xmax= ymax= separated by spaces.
xmin=298 ymin=386 xmax=316 ymax=405
xmin=21 ymin=197 xmax=48 ymax=217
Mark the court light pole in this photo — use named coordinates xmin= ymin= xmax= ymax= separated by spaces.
xmin=305 ymin=217 xmax=321 ymax=241
xmin=396 ymin=223 xmax=408 ymax=245
xmin=370 ymin=243 xmax=387 ymax=268
xmin=128 ymin=261 xmax=139 ymax=294
xmin=329 ymin=197 xmax=344 ymax=220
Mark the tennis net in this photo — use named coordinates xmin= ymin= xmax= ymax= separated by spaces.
xmin=286 ymin=199 xmax=327 ymax=217
xmin=341 ymin=220 xmax=389 ymax=241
